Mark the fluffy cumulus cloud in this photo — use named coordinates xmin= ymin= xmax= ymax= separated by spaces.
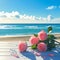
xmin=46 ymin=5 xmax=60 ymax=10
xmin=0 ymin=11 xmax=60 ymax=23
xmin=0 ymin=11 xmax=36 ymax=20
xmin=0 ymin=11 xmax=19 ymax=18
xmin=46 ymin=6 xmax=56 ymax=10
xmin=47 ymin=15 xmax=54 ymax=21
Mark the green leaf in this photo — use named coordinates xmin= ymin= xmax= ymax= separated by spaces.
xmin=31 ymin=45 xmax=37 ymax=49
xmin=34 ymin=34 xmax=38 ymax=37
xmin=48 ymin=26 xmax=52 ymax=33
xmin=48 ymin=34 xmax=55 ymax=40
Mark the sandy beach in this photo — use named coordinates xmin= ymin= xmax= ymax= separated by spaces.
xmin=0 ymin=34 xmax=60 ymax=42
xmin=0 ymin=34 xmax=60 ymax=60
xmin=0 ymin=35 xmax=31 ymax=42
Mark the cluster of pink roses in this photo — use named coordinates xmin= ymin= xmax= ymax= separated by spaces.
xmin=30 ymin=30 xmax=48 ymax=52
xmin=18 ymin=30 xmax=48 ymax=52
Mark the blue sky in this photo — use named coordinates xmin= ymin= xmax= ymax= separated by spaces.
xmin=0 ymin=0 xmax=60 ymax=23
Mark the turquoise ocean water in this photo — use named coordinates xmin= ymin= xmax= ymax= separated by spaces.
xmin=0 ymin=24 xmax=60 ymax=36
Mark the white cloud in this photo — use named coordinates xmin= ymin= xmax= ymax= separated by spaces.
xmin=50 ymin=18 xmax=60 ymax=23
xmin=47 ymin=15 xmax=51 ymax=21
xmin=47 ymin=15 xmax=54 ymax=21
xmin=0 ymin=11 xmax=19 ymax=18
xmin=46 ymin=6 xmax=56 ymax=10
xmin=20 ymin=14 xmax=36 ymax=20
xmin=0 ymin=11 xmax=60 ymax=23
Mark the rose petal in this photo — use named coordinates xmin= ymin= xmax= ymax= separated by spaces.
xmin=37 ymin=42 xmax=47 ymax=52
xmin=38 ymin=30 xmax=47 ymax=41
xmin=29 ymin=36 xmax=39 ymax=45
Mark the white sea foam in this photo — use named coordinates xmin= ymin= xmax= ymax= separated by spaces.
xmin=0 ymin=25 xmax=8 ymax=29
xmin=0 ymin=25 xmax=23 ymax=29
xmin=0 ymin=24 xmax=60 ymax=36
xmin=24 ymin=26 xmax=46 ymax=29
xmin=0 ymin=25 xmax=46 ymax=29
xmin=0 ymin=34 xmax=31 ymax=38
xmin=0 ymin=32 xmax=60 ymax=38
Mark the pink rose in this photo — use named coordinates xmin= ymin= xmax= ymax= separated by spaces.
xmin=18 ymin=42 xmax=27 ymax=52
xmin=29 ymin=36 xmax=39 ymax=45
xmin=38 ymin=30 xmax=47 ymax=41
xmin=37 ymin=42 xmax=47 ymax=52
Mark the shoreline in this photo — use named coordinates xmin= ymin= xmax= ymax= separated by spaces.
xmin=0 ymin=33 xmax=60 ymax=38
xmin=0 ymin=34 xmax=31 ymax=38
xmin=0 ymin=33 xmax=60 ymax=42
